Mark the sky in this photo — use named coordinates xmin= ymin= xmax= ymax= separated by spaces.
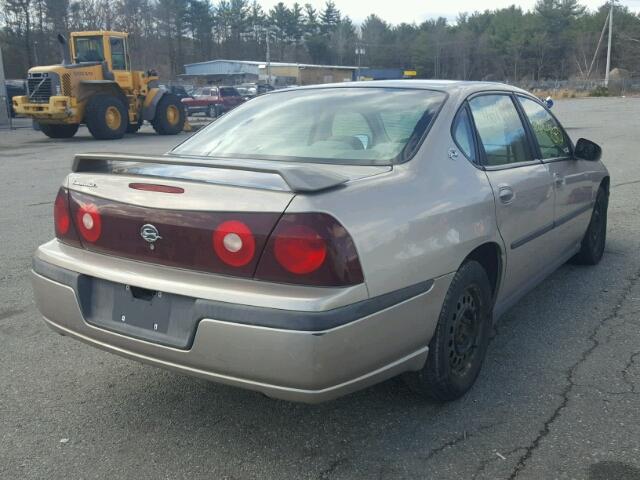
xmin=259 ymin=0 xmax=640 ymax=25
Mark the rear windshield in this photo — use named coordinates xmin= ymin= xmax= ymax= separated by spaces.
xmin=172 ymin=87 xmax=447 ymax=165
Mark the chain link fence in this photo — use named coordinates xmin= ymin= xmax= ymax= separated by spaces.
xmin=512 ymin=76 xmax=640 ymax=97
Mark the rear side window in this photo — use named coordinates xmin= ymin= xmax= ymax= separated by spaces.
xmin=469 ymin=94 xmax=533 ymax=166
xmin=452 ymin=107 xmax=477 ymax=163
xmin=518 ymin=97 xmax=571 ymax=160
xmin=220 ymin=88 xmax=238 ymax=97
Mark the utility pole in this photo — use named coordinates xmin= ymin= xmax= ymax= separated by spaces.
xmin=265 ymin=30 xmax=271 ymax=86
xmin=355 ymin=45 xmax=365 ymax=81
xmin=587 ymin=9 xmax=609 ymax=79
xmin=605 ymin=0 xmax=614 ymax=86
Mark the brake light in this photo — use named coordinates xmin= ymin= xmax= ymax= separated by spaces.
xmin=213 ymin=220 xmax=256 ymax=267
xmin=255 ymin=213 xmax=364 ymax=287
xmin=129 ymin=183 xmax=184 ymax=194
xmin=274 ymin=225 xmax=327 ymax=274
xmin=75 ymin=202 xmax=102 ymax=243
xmin=53 ymin=188 xmax=82 ymax=246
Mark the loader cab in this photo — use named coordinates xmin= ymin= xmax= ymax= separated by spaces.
xmin=70 ymin=32 xmax=131 ymax=72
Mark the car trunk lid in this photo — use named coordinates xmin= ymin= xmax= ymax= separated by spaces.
xmin=64 ymin=153 xmax=390 ymax=278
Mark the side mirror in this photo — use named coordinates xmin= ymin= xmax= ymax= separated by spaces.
xmin=574 ymin=138 xmax=602 ymax=162
xmin=545 ymin=96 xmax=554 ymax=109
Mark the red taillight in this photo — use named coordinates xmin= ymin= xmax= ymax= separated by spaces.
xmin=273 ymin=225 xmax=327 ymax=274
xmin=213 ymin=220 xmax=256 ymax=267
xmin=255 ymin=213 xmax=364 ymax=287
xmin=75 ymin=203 xmax=102 ymax=243
xmin=61 ymin=189 xmax=363 ymax=287
xmin=54 ymin=189 xmax=70 ymax=236
xmin=54 ymin=188 xmax=82 ymax=247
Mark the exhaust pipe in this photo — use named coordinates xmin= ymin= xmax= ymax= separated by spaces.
xmin=57 ymin=34 xmax=71 ymax=65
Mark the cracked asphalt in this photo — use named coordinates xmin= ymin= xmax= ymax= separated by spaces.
xmin=1 ymin=98 xmax=640 ymax=480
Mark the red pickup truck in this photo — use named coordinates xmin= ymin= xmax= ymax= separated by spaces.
xmin=181 ymin=86 xmax=245 ymax=117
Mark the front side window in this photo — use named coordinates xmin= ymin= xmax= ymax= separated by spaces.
xmin=172 ymin=87 xmax=447 ymax=165
xmin=518 ymin=96 xmax=571 ymax=160
xmin=110 ymin=37 xmax=127 ymax=70
xmin=469 ymin=94 xmax=533 ymax=167
xmin=74 ymin=36 xmax=104 ymax=63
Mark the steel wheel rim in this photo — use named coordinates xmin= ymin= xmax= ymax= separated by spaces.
xmin=167 ymin=105 xmax=180 ymax=125
xmin=448 ymin=286 xmax=482 ymax=377
xmin=105 ymin=106 xmax=122 ymax=130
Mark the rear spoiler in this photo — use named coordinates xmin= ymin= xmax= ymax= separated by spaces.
xmin=72 ymin=153 xmax=350 ymax=193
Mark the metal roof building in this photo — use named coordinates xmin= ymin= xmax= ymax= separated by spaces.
xmin=182 ymin=59 xmax=357 ymax=86
xmin=183 ymin=60 xmax=261 ymax=77
xmin=182 ymin=60 xmax=260 ymax=84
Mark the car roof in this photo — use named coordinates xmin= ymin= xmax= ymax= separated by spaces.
xmin=287 ymin=79 xmax=529 ymax=96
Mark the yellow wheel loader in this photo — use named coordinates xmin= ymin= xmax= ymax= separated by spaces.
xmin=13 ymin=31 xmax=185 ymax=140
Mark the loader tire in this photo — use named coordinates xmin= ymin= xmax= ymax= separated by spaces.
xmin=39 ymin=123 xmax=79 ymax=139
xmin=152 ymin=94 xmax=185 ymax=135
xmin=85 ymin=94 xmax=128 ymax=140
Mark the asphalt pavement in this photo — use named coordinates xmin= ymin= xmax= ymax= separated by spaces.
xmin=1 ymin=99 xmax=639 ymax=480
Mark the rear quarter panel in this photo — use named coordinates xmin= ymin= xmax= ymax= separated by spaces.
xmin=287 ymin=94 xmax=504 ymax=298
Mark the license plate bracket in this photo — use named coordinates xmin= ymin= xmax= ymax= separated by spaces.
xmin=80 ymin=276 xmax=198 ymax=349
xmin=112 ymin=285 xmax=171 ymax=334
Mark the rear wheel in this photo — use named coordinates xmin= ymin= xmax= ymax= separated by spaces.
xmin=152 ymin=93 xmax=185 ymax=135
xmin=85 ymin=94 xmax=128 ymax=140
xmin=39 ymin=123 xmax=79 ymax=139
xmin=404 ymin=261 xmax=492 ymax=401
xmin=571 ymin=186 xmax=608 ymax=265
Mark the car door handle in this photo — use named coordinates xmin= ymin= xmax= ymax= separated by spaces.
xmin=554 ymin=173 xmax=566 ymax=187
xmin=498 ymin=185 xmax=515 ymax=204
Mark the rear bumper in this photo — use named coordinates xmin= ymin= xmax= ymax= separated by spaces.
xmin=13 ymin=95 xmax=77 ymax=121
xmin=31 ymin=246 xmax=453 ymax=403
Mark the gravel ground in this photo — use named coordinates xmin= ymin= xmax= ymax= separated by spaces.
xmin=1 ymin=98 xmax=639 ymax=480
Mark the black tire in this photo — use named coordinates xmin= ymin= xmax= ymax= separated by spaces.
xmin=207 ymin=104 xmax=215 ymax=118
xmin=151 ymin=93 xmax=185 ymax=135
xmin=39 ymin=123 xmax=79 ymax=139
xmin=85 ymin=94 xmax=128 ymax=140
xmin=404 ymin=261 xmax=493 ymax=402
xmin=571 ymin=186 xmax=608 ymax=265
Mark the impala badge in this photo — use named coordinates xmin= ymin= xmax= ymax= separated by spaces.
xmin=140 ymin=224 xmax=162 ymax=249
